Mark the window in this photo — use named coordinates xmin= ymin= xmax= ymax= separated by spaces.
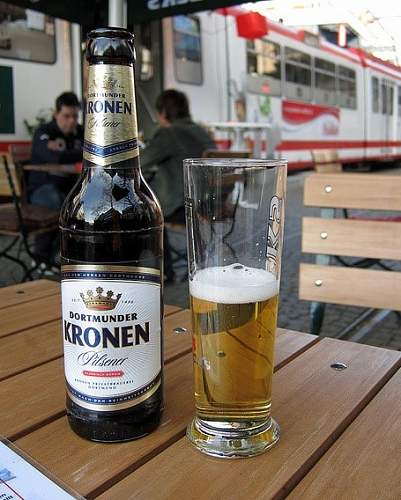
xmin=0 ymin=2 xmax=56 ymax=64
xmin=315 ymin=57 xmax=336 ymax=105
xmin=381 ymin=81 xmax=394 ymax=115
xmin=246 ymin=39 xmax=281 ymax=95
xmin=284 ymin=47 xmax=312 ymax=101
xmin=247 ymin=40 xmax=281 ymax=79
xmin=338 ymin=65 xmax=356 ymax=109
xmin=173 ymin=15 xmax=202 ymax=85
xmin=388 ymin=85 xmax=394 ymax=115
xmin=372 ymin=77 xmax=379 ymax=113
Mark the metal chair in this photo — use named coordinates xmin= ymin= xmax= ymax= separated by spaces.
xmin=0 ymin=154 xmax=59 ymax=282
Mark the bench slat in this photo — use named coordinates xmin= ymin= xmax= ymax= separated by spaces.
xmin=304 ymin=173 xmax=401 ymax=210
xmin=299 ymin=263 xmax=401 ymax=311
xmin=303 ymin=217 xmax=401 ymax=260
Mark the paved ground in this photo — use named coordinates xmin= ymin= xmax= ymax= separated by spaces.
xmin=2 ymin=168 xmax=401 ymax=351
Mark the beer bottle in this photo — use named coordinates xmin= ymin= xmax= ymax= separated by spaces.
xmin=60 ymin=28 xmax=163 ymax=442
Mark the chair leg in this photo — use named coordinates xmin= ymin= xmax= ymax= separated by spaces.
xmin=310 ymin=301 xmax=326 ymax=335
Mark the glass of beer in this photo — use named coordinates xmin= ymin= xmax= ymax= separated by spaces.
xmin=184 ymin=158 xmax=287 ymax=458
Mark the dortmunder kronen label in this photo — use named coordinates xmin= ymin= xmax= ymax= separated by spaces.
xmin=61 ymin=265 xmax=161 ymax=412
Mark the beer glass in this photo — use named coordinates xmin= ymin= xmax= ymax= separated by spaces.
xmin=184 ymin=158 xmax=287 ymax=458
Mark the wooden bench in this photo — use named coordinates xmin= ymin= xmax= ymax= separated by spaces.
xmin=311 ymin=149 xmax=342 ymax=173
xmin=300 ymin=172 xmax=401 ymax=338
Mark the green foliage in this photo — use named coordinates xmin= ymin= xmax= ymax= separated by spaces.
xmin=23 ymin=108 xmax=53 ymax=137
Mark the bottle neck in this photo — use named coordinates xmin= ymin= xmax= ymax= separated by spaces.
xmin=81 ymin=158 xmax=142 ymax=189
xmin=83 ymin=62 xmax=140 ymax=169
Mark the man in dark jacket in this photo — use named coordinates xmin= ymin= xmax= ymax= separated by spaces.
xmin=140 ymin=90 xmax=215 ymax=281
xmin=29 ymin=91 xmax=83 ymax=207
xmin=141 ymin=89 xmax=215 ymax=223
xmin=29 ymin=92 xmax=83 ymax=263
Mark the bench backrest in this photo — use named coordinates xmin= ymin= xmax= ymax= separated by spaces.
xmin=300 ymin=172 xmax=401 ymax=311
xmin=311 ymin=149 xmax=342 ymax=173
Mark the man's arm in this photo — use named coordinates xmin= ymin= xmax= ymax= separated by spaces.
xmin=31 ymin=126 xmax=82 ymax=164
xmin=31 ymin=126 xmax=60 ymax=164
xmin=140 ymin=128 xmax=173 ymax=176
xmin=58 ymin=148 xmax=82 ymax=163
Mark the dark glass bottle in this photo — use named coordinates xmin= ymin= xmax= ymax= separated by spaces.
xmin=60 ymin=28 xmax=163 ymax=442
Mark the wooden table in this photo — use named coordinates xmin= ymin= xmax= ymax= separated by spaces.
xmin=1 ymin=280 xmax=401 ymax=499
xmin=24 ymin=164 xmax=79 ymax=175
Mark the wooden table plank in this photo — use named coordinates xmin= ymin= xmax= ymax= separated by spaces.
xmin=164 ymin=304 xmax=181 ymax=316
xmin=0 ymin=320 xmax=61 ymax=381
xmin=0 ymin=311 xmax=190 ymax=440
xmin=0 ymin=284 xmax=179 ymax=339
xmin=13 ymin=329 xmax=319 ymax=498
xmin=275 ymin=329 xmax=319 ymax=369
xmin=0 ymin=358 xmax=65 ymax=440
xmin=97 ymin=339 xmax=401 ymax=500
xmin=0 ymin=279 xmax=58 ymax=310
xmin=0 ymin=303 xmax=182 ymax=380
xmin=288 ymin=368 xmax=401 ymax=500
xmin=15 ymin=354 xmax=192 ymax=498
xmin=1 ymin=294 xmax=61 ymax=338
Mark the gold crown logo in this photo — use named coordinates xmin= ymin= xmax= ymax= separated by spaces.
xmin=80 ymin=287 xmax=121 ymax=311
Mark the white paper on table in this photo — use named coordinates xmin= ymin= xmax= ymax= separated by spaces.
xmin=0 ymin=441 xmax=79 ymax=500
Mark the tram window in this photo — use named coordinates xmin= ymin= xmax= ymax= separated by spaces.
xmin=139 ymin=23 xmax=153 ymax=81
xmin=173 ymin=15 xmax=202 ymax=85
xmin=398 ymin=87 xmax=401 ymax=116
xmin=372 ymin=77 xmax=379 ymax=113
xmin=380 ymin=82 xmax=393 ymax=115
xmin=246 ymin=39 xmax=281 ymax=96
xmin=315 ymin=57 xmax=336 ymax=105
xmin=284 ymin=47 xmax=312 ymax=101
xmin=315 ymin=58 xmax=335 ymax=73
xmin=247 ymin=40 xmax=281 ymax=79
xmin=338 ymin=65 xmax=356 ymax=109
xmin=0 ymin=3 xmax=56 ymax=64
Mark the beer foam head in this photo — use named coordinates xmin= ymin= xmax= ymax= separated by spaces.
xmin=189 ymin=263 xmax=279 ymax=304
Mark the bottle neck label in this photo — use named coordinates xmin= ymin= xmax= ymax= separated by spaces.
xmin=84 ymin=64 xmax=139 ymax=166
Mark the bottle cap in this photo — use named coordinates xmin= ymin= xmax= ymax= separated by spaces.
xmin=86 ymin=27 xmax=135 ymax=63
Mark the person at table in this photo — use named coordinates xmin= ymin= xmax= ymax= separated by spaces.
xmin=28 ymin=92 xmax=83 ymax=264
xmin=28 ymin=91 xmax=83 ymax=209
xmin=140 ymin=89 xmax=215 ymax=281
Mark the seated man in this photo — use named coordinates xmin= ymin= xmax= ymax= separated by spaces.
xmin=28 ymin=92 xmax=83 ymax=263
xmin=140 ymin=89 xmax=216 ymax=281
xmin=29 ymin=91 xmax=83 ymax=208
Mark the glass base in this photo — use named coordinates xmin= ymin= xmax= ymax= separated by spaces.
xmin=186 ymin=416 xmax=280 ymax=458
